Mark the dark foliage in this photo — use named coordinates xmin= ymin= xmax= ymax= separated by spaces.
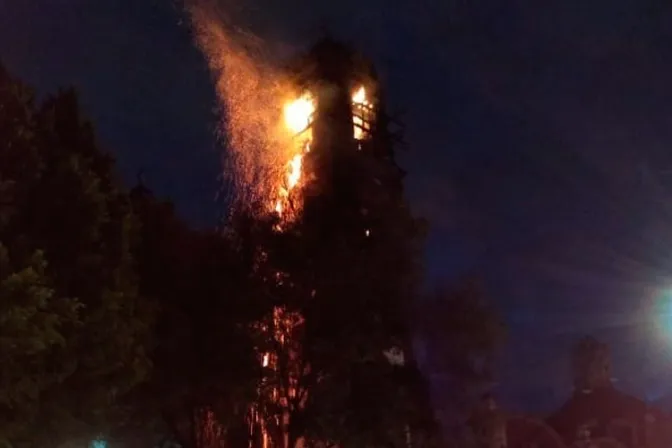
xmin=0 ymin=67 xmax=153 ymax=447
xmin=416 ymin=279 xmax=505 ymax=444
xmin=110 ymin=188 xmax=264 ymax=448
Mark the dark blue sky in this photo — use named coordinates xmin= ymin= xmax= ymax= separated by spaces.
xmin=3 ymin=0 xmax=672 ymax=412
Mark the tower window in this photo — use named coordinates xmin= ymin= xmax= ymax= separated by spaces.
xmin=352 ymin=86 xmax=374 ymax=140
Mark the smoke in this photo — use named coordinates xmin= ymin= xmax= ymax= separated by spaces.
xmin=184 ymin=0 xmax=298 ymax=211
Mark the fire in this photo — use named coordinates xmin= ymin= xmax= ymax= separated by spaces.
xmin=352 ymin=86 xmax=370 ymax=140
xmin=189 ymin=0 xmax=375 ymax=225
xmin=287 ymin=154 xmax=303 ymax=189
xmin=284 ymin=93 xmax=315 ymax=135
xmin=273 ymin=93 xmax=315 ymax=218
xmin=352 ymin=85 xmax=366 ymax=103
xmin=273 ymin=87 xmax=373 ymax=219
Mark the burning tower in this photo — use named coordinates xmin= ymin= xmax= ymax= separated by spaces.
xmin=248 ymin=36 xmax=434 ymax=448
xmin=271 ymin=36 xmax=406 ymax=226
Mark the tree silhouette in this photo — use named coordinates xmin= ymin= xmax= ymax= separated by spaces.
xmin=0 ymin=67 xmax=153 ymax=447
xmin=110 ymin=186 xmax=265 ymax=448
xmin=416 ymin=279 xmax=505 ymax=445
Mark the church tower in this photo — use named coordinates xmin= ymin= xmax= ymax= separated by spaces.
xmin=572 ymin=336 xmax=612 ymax=393
xmin=286 ymin=37 xmax=405 ymax=191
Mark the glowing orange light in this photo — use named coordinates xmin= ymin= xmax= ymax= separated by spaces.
xmin=287 ymin=154 xmax=303 ymax=189
xmin=284 ymin=93 xmax=315 ymax=135
xmin=273 ymin=93 xmax=315 ymax=219
xmin=352 ymin=86 xmax=370 ymax=140
xmin=352 ymin=86 xmax=366 ymax=103
xmin=271 ymin=86 xmax=374 ymax=220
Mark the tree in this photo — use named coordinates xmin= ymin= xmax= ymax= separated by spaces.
xmin=415 ymin=279 xmax=505 ymax=445
xmin=0 ymin=66 xmax=153 ymax=447
xmin=110 ymin=186 xmax=264 ymax=448
xmin=247 ymin=157 xmax=440 ymax=447
xmin=0 ymin=246 xmax=81 ymax=448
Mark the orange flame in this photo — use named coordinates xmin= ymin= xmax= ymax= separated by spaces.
xmin=284 ymin=93 xmax=315 ymax=135
xmin=352 ymin=86 xmax=370 ymax=140
xmin=189 ymin=1 xmax=373 ymax=225
xmin=273 ymin=93 xmax=315 ymax=219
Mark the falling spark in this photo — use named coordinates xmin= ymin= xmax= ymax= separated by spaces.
xmin=186 ymin=0 xmax=303 ymax=216
xmin=187 ymin=2 xmax=372 ymax=223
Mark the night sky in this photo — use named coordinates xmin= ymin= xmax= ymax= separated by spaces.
xmin=3 ymin=0 xmax=672 ymax=413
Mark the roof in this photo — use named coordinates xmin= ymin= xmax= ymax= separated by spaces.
xmin=546 ymin=386 xmax=647 ymax=442
xmin=506 ymin=415 xmax=565 ymax=448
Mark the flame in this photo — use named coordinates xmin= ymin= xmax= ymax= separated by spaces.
xmin=273 ymin=93 xmax=315 ymax=219
xmin=274 ymin=87 xmax=373 ymax=219
xmin=189 ymin=0 xmax=372 ymax=225
xmin=287 ymin=154 xmax=303 ymax=189
xmin=352 ymin=85 xmax=366 ymax=103
xmin=352 ymin=86 xmax=370 ymax=140
xmin=284 ymin=93 xmax=315 ymax=135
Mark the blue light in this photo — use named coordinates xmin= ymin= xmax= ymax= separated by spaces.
xmin=91 ymin=439 xmax=107 ymax=448
xmin=656 ymin=292 xmax=672 ymax=332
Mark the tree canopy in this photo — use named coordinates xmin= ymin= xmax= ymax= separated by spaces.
xmin=0 ymin=67 xmax=153 ymax=448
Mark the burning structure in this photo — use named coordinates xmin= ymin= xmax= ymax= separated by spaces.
xmin=182 ymin=0 xmax=435 ymax=437
xmin=243 ymin=37 xmax=433 ymax=448
xmin=269 ymin=37 xmax=404 ymax=226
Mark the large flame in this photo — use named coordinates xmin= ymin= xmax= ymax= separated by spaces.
xmin=273 ymin=93 xmax=315 ymax=219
